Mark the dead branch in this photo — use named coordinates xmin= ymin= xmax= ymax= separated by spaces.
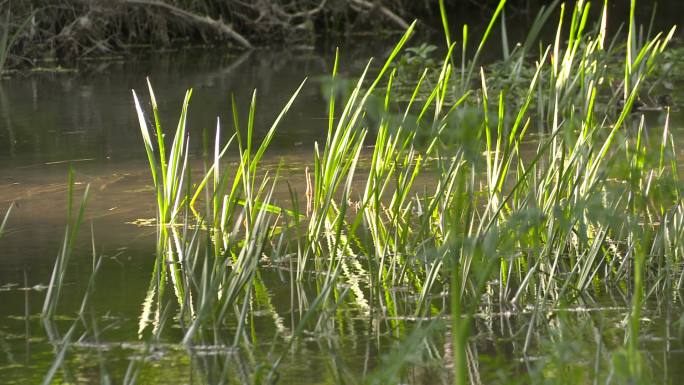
xmin=119 ymin=0 xmax=253 ymax=48
xmin=271 ymin=0 xmax=329 ymax=20
xmin=350 ymin=0 xmax=410 ymax=30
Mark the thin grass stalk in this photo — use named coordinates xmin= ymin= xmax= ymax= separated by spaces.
xmin=42 ymin=169 xmax=90 ymax=318
xmin=0 ymin=201 xmax=12 ymax=238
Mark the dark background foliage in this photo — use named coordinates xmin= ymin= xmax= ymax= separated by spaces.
xmin=0 ymin=0 xmax=680 ymax=68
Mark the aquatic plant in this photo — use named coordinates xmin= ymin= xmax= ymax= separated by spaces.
xmin=26 ymin=0 xmax=682 ymax=384
xmin=0 ymin=8 xmax=33 ymax=72
xmin=0 ymin=201 xmax=12 ymax=238
xmin=42 ymin=168 xmax=90 ymax=318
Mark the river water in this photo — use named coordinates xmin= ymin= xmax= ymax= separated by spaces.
xmin=0 ymin=39 xmax=683 ymax=384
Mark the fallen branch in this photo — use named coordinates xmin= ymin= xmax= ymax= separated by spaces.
xmin=272 ymin=0 xmax=329 ymax=20
xmin=120 ymin=0 xmax=253 ymax=49
xmin=350 ymin=0 xmax=410 ymax=30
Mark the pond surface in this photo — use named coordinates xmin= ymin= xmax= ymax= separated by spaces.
xmin=0 ymin=41 xmax=683 ymax=384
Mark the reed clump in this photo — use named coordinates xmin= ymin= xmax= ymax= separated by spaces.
xmin=33 ymin=0 xmax=681 ymax=384
xmin=129 ymin=1 xmax=681 ymax=382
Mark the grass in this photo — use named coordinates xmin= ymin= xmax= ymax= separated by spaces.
xmin=42 ymin=168 xmax=90 ymax=318
xmin=13 ymin=0 xmax=682 ymax=384
xmin=0 ymin=7 xmax=33 ymax=73
xmin=0 ymin=201 xmax=12 ymax=238
xmin=129 ymin=1 xmax=680 ymax=382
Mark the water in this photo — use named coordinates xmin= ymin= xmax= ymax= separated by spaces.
xmin=0 ymin=49 xmax=335 ymax=163
xmin=0 ymin=46 xmax=410 ymax=384
xmin=1 ymin=43 xmax=684 ymax=384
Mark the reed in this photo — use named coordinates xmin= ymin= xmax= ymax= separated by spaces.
xmin=0 ymin=201 xmax=12 ymax=238
xmin=0 ymin=8 xmax=33 ymax=72
xmin=36 ymin=0 xmax=682 ymax=383
xmin=42 ymin=168 xmax=91 ymax=318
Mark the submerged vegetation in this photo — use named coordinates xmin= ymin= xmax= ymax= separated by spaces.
xmin=2 ymin=0 xmax=683 ymax=384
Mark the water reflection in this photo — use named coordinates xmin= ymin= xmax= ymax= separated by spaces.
xmin=0 ymin=48 xmax=358 ymax=166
